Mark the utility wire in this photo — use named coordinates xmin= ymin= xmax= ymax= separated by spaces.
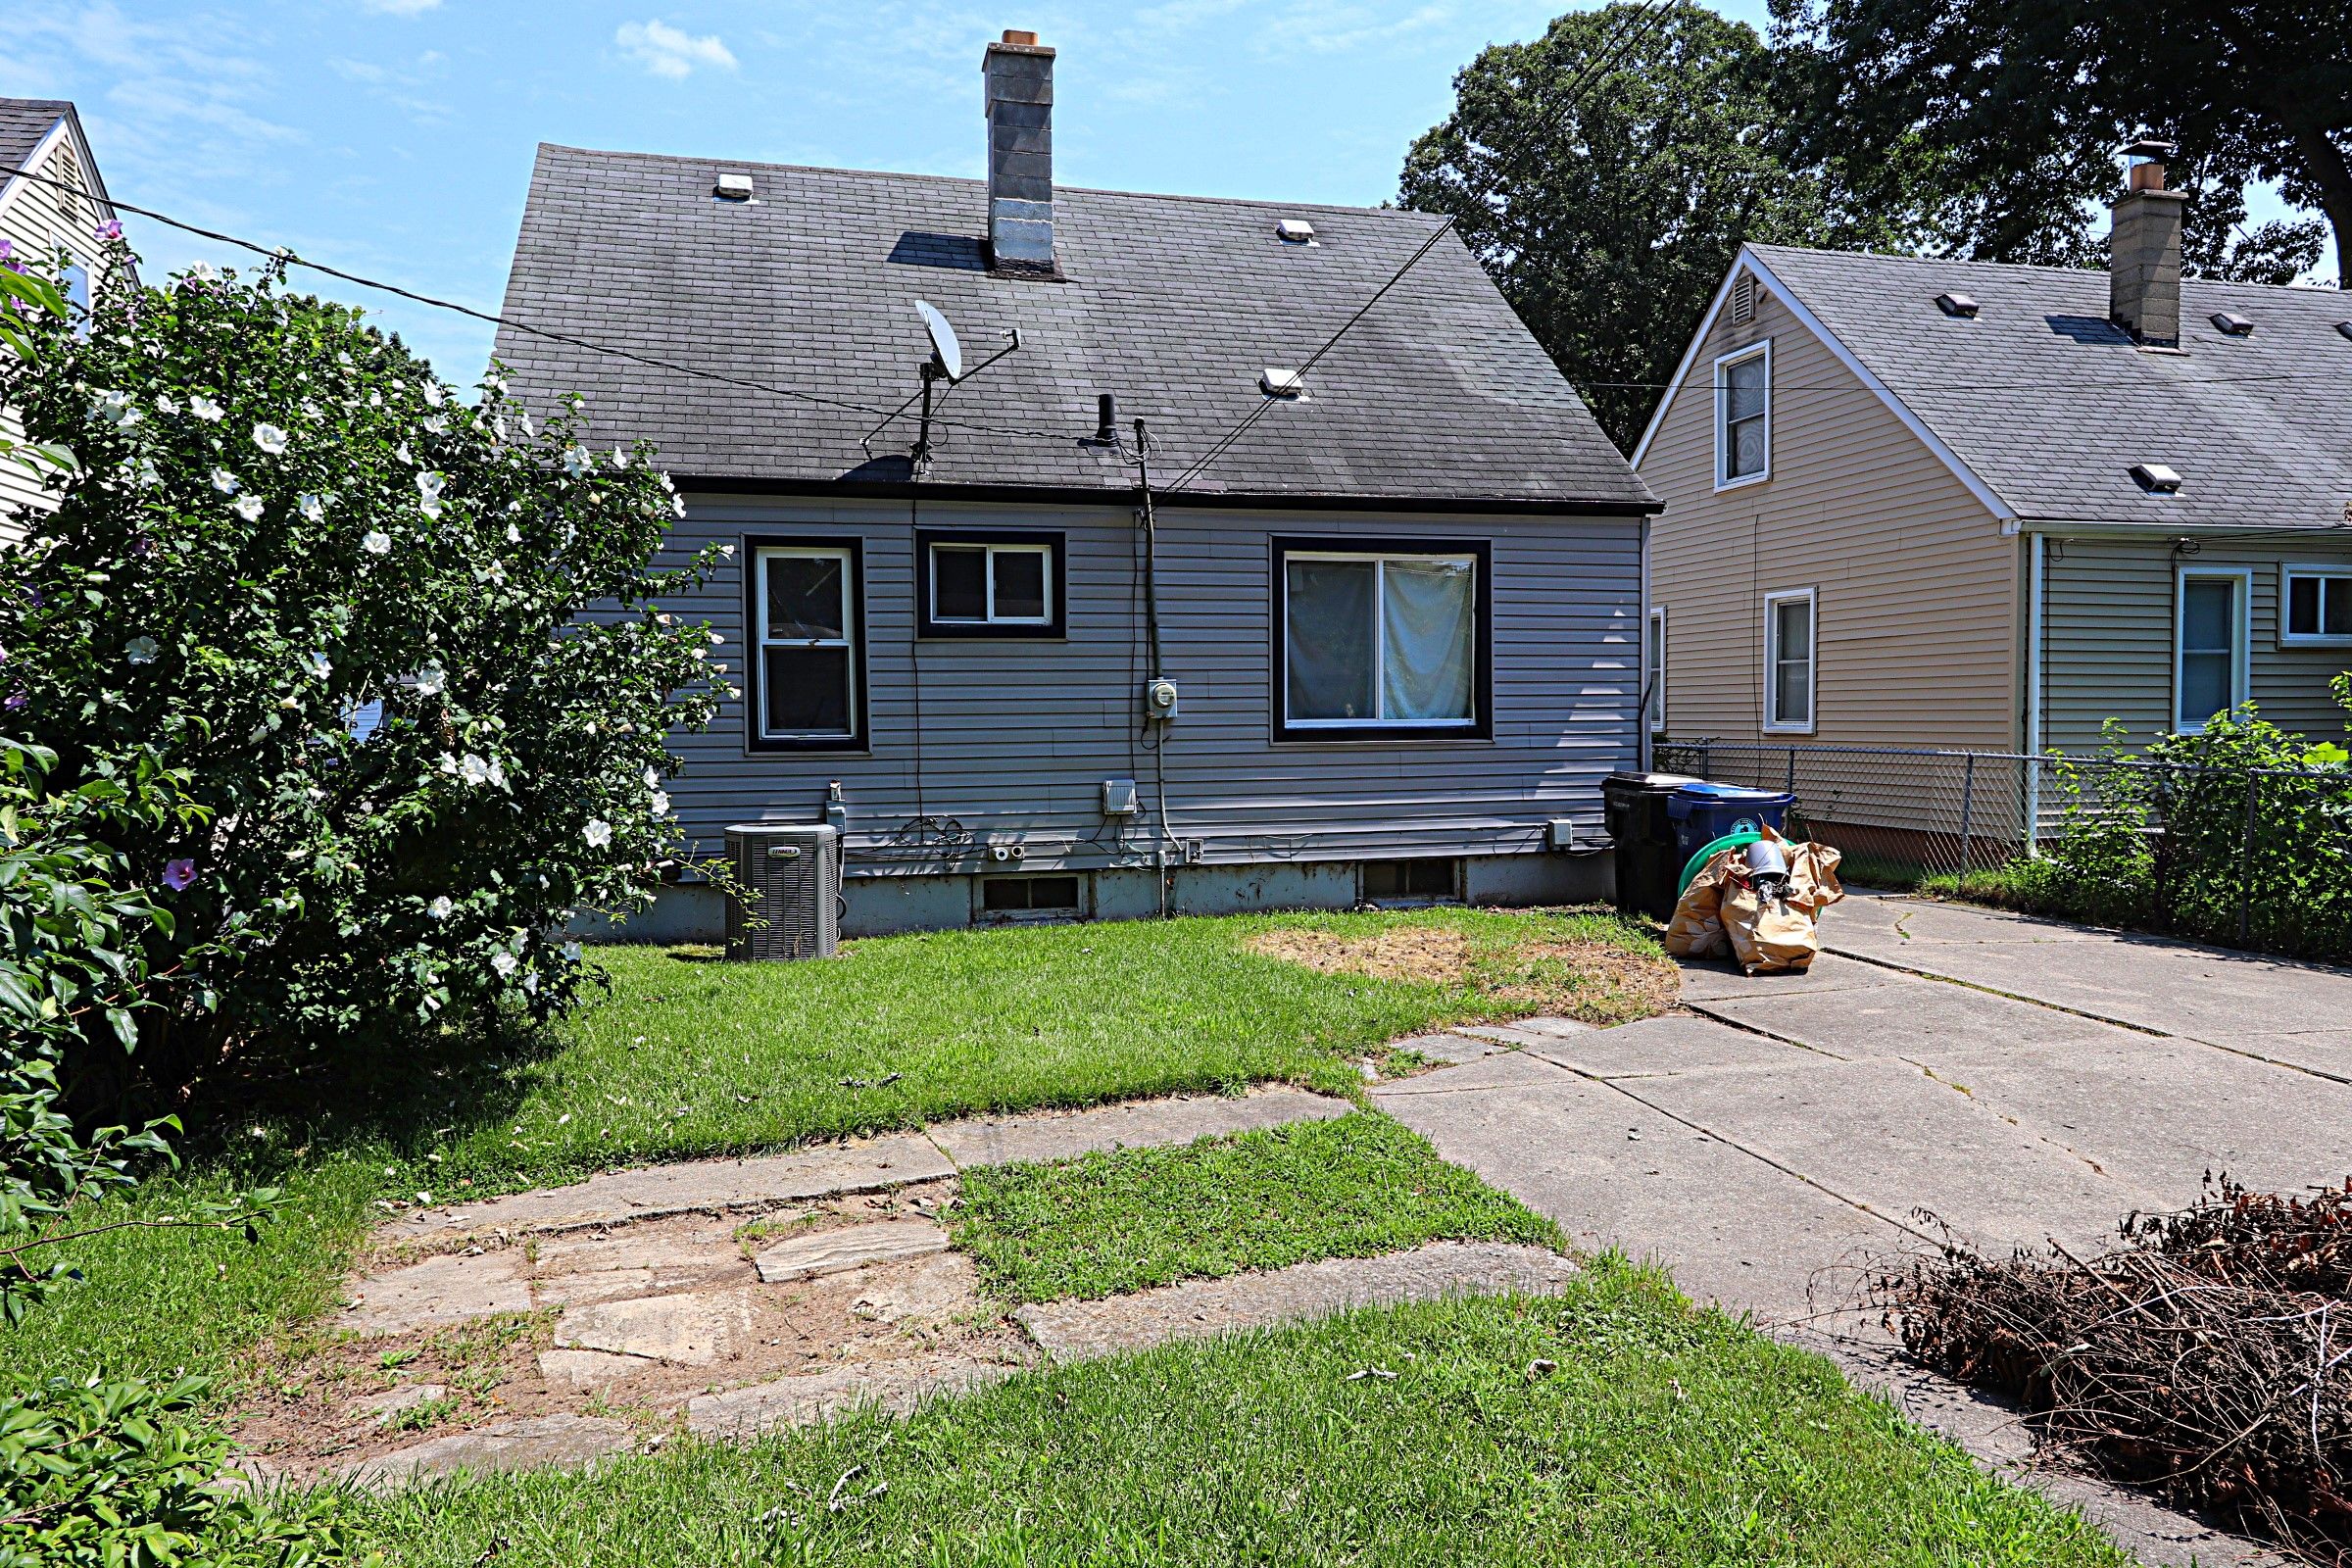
xmin=0 ymin=159 xmax=1065 ymax=445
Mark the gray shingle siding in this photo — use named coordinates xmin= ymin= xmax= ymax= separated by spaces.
xmin=661 ymin=495 xmax=1642 ymax=877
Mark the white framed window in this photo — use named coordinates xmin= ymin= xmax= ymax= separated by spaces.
xmin=2175 ymin=566 xmax=2250 ymax=732
xmin=1762 ymin=587 xmax=1815 ymax=734
xmin=1645 ymin=606 xmax=1667 ymax=734
xmin=1276 ymin=539 xmax=1488 ymax=739
xmin=1714 ymin=340 xmax=1771 ymax=489
xmin=752 ymin=541 xmax=862 ymax=749
xmin=2281 ymin=564 xmax=2352 ymax=647
xmin=918 ymin=529 xmax=1061 ymax=636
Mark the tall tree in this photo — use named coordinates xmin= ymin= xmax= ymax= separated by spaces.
xmin=1401 ymin=3 xmax=1889 ymax=454
xmin=1770 ymin=0 xmax=2344 ymax=284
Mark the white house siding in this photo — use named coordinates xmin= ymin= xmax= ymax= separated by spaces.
xmin=2041 ymin=534 xmax=2352 ymax=753
xmin=647 ymin=493 xmax=1642 ymax=913
xmin=0 ymin=128 xmax=105 ymax=539
xmin=1640 ymin=280 xmax=2019 ymax=751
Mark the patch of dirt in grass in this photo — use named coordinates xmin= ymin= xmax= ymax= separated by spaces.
xmin=1248 ymin=926 xmax=1678 ymax=1025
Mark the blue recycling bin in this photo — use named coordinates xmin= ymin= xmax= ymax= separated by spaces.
xmin=1665 ymin=781 xmax=1794 ymax=874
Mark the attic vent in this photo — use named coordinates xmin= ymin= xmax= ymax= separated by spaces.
xmin=1935 ymin=291 xmax=1980 ymax=318
xmin=1729 ymin=274 xmax=1755 ymax=325
xmin=2209 ymin=310 xmax=2254 ymax=337
xmin=2130 ymin=462 xmax=2182 ymax=494
xmin=713 ymin=172 xmax=755 ymax=203
xmin=1275 ymin=219 xmax=1317 ymax=245
xmin=1259 ymin=367 xmax=1306 ymax=399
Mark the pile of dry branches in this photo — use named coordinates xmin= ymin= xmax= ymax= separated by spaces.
xmin=1876 ymin=1177 xmax=2352 ymax=1562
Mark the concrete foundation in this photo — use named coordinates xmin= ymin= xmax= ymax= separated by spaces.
xmin=607 ymin=851 xmax=1616 ymax=942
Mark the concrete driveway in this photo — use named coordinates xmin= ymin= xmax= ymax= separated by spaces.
xmin=1374 ymin=893 xmax=2352 ymax=1566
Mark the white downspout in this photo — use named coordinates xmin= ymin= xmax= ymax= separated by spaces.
xmin=2025 ymin=531 xmax=2044 ymax=856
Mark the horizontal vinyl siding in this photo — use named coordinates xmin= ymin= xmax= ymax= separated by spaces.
xmin=2044 ymin=536 xmax=2352 ymax=751
xmin=1641 ymin=284 xmax=2017 ymax=749
xmin=0 ymin=132 xmax=103 ymax=541
xmin=659 ymin=495 xmax=1643 ymax=875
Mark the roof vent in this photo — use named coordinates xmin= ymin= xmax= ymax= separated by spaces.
xmin=1259 ymin=367 xmax=1307 ymax=399
xmin=713 ymin=172 xmax=755 ymax=203
xmin=1934 ymin=291 xmax=1979 ymax=318
xmin=2130 ymin=462 xmax=2182 ymax=494
xmin=1729 ymin=274 xmax=1755 ymax=326
xmin=2209 ymin=310 xmax=2254 ymax=337
xmin=1275 ymin=219 xmax=1316 ymax=245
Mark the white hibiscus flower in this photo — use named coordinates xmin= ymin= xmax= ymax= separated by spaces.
xmin=132 ymin=457 xmax=162 ymax=488
xmin=298 ymin=494 xmax=325 ymax=523
xmin=490 ymin=951 xmax=518 ymax=977
xmin=421 ymin=380 xmax=446 ymax=409
xmin=651 ymin=789 xmax=671 ymax=816
xmin=93 ymin=389 xmax=140 ymax=427
xmin=189 ymin=261 xmax=220 ymax=283
xmin=125 ymin=635 xmax=160 ymax=664
xmin=302 ymin=651 xmax=331 ymax=680
xmin=520 ymin=969 xmax=540 ymax=995
xmin=562 ymin=444 xmax=593 ymax=478
xmin=612 ymin=446 xmax=629 ymax=468
xmin=210 ymin=468 xmax=239 ymax=494
xmin=394 ymin=443 xmax=414 ymax=465
xmin=154 ymin=394 xmax=180 ymax=416
xmin=423 ymin=415 xmax=448 ymax=434
xmin=362 ymin=530 xmax=392 ymax=556
xmin=562 ymin=941 xmax=582 ymax=963
xmin=252 ymin=422 xmax=289 ymax=456
xmin=189 ymin=396 xmax=224 ymax=422
xmin=643 ymin=766 xmax=661 ymax=789
xmin=506 ymin=523 xmax=521 ymax=545
xmin=416 ymin=470 xmax=445 ymax=501
xmin=582 ymin=818 xmax=613 ymax=848
xmin=457 ymin=753 xmax=492 ymax=786
xmin=427 ymin=895 xmax=454 ymax=919
xmin=415 ymin=662 xmax=446 ymax=697
xmin=234 ymin=494 xmax=265 ymax=521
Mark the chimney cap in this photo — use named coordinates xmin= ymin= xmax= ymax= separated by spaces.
xmin=1001 ymin=28 xmax=1038 ymax=44
xmin=2122 ymin=135 xmax=2178 ymax=162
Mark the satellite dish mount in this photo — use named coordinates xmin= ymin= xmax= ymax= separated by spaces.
xmin=864 ymin=300 xmax=1022 ymax=477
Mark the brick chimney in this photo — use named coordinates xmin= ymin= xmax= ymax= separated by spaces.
xmin=2109 ymin=137 xmax=2187 ymax=347
xmin=983 ymin=30 xmax=1055 ymax=276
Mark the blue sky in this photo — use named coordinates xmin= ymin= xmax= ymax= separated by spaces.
xmin=4 ymin=1 xmax=2327 ymax=386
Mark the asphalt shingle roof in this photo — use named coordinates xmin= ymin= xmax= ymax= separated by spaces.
xmin=1750 ymin=243 xmax=2352 ymax=531
xmin=492 ymin=144 xmax=1653 ymax=509
xmin=0 ymin=99 xmax=72 ymax=180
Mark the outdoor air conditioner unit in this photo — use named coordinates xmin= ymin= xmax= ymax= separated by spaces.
xmin=723 ymin=823 xmax=842 ymax=961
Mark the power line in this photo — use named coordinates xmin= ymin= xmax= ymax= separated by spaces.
xmin=0 ymin=159 xmax=1066 ymax=447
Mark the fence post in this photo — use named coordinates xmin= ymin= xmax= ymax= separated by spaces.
xmin=1700 ymin=741 xmax=1712 ymax=779
xmin=1958 ymin=753 xmax=1976 ymax=880
xmin=1786 ymin=748 xmax=1797 ymax=796
xmin=2237 ymin=769 xmax=2259 ymax=948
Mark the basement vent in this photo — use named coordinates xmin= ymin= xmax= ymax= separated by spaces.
xmin=1259 ymin=367 xmax=1307 ymax=399
xmin=2210 ymin=310 xmax=2254 ymax=337
xmin=1934 ymin=291 xmax=1980 ymax=318
xmin=713 ymin=172 xmax=756 ymax=202
xmin=2130 ymin=462 xmax=2183 ymax=494
xmin=1729 ymin=274 xmax=1756 ymax=325
xmin=1274 ymin=218 xmax=1317 ymax=245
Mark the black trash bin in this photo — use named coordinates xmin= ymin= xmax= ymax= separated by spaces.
xmin=1603 ymin=771 xmax=1697 ymax=920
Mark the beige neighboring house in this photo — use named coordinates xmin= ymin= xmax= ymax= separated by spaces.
xmin=2 ymin=98 xmax=120 ymax=538
xmin=1635 ymin=145 xmax=2352 ymax=764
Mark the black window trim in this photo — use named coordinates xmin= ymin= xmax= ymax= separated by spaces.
xmin=745 ymin=533 xmax=869 ymax=755
xmin=1269 ymin=534 xmax=1494 ymax=744
xmin=915 ymin=527 xmax=1068 ymax=639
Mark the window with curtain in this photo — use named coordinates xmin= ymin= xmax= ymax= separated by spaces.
xmin=1279 ymin=545 xmax=1483 ymax=737
xmin=2176 ymin=570 xmax=2247 ymax=731
xmin=1764 ymin=588 xmax=1814 ymax=731
xmin=753 ymin=543 xmax=862 ymax=748
xmin=1717 ymin=343 xmax=1770 ymax=486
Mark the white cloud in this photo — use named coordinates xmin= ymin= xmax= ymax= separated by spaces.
xmin=615 ymin=20 xmax=738 ymax=79
xmin=363 ymin=0 xmax=444 ymax=15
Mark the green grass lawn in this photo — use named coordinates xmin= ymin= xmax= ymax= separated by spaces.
xmin=337 ymin=1266 xmax=2132 ymax=1568
xmin=953 ymin=1111 xmax=1560 ymax=1302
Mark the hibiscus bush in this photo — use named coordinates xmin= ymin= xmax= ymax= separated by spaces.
xmin=0 ymin=235 xmax=729 ymax=1108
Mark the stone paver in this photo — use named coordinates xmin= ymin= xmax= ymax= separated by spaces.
xmin=554 ymin=1288 xmax=761 ymax=1365
xmin=341 ymin=1413 xmax=634 ymax=1488
xmin=927 ymin=1086 xmax=1349 ymax=1169
xmin=754 ymin=1219 xmax=950 ymax=1283
xmin=360 ymin=1383 xmax=448 ymax=1427
xmin=385 ymin=1134 xmax=955 ymax=1245
xmin=684 ymin=1356 xmax=1022 ymax=1438
xmin=336 ymin=1250 xmax=531 ymax=1335
xmin=1014 ymin=1240 xmax=1580 ymax=1362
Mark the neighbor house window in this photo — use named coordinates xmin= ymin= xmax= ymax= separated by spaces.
xmin=2175 ymin=566 xmax=2250 ymax=732
xmin=751 ymin=540 xmax=863 ymax=750
xmin=1715 ymin=341 xmax=1771 ymax=488
xmin=2282 ymin=564 xmax=2352 ymax=646
xmin=917 ymin=529 xmax=1063 ymax=637
xmin=1763 ymin=587 xmax=1815 ymax=733
xmin=1646 ymin=606 xmax=1667 ymax=734
xmin=1275 ymin=539 xmax=1491 ymax=740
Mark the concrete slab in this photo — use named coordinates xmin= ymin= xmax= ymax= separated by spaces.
xmin=1014 ymin=1241 xmax=1580 ymax=1362
xmin=554 ymin=1289 xmax=760 ymax=1366
xmin=753 ymin=1220 xmax=951 ymax=1284
xmin=1671 ymin=952 xmax=1906 ymax=1004
xmin=1690 ymin=976 xmax=2122 ymax=1060
xmin=1523 ymin=1013 xmax=1820 ymax=1079
xmin=385 ymin=1134 xmax=955 ymax=1244
xmin=340 ymin=1413 xmax=633 ymax=1488
xmin=928 ymin=1087 xmax=1348 ymax=1170
xmin=684 ymin=1356 xmax=1020 ymax=1438
xmin=536 ymin=1348 xmax=644 ymax=1390
xmin=335 ymin=1250 xmax=531 ymax=1336
xmin=846 ymin=1252 xmax=981 ymax=1326
xmin=1389 ymin=1030 xmax=1508 ymax=1065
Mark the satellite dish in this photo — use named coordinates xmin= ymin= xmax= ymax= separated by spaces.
xmin=914 ymin=300 xmax=963 ymax=381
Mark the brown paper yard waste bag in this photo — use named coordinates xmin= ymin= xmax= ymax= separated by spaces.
xmin=1663 ymin=824 xmax=1844 ymax=973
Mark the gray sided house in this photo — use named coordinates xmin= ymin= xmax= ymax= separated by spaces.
xmin=494 ymin=33 xmax=1654 ymax=938
xmin=1637 ymin=148 xmax=2352 ymax=765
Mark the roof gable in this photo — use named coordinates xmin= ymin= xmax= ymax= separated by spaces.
xmin=491 ymin=145 xmax=1652 ymax=509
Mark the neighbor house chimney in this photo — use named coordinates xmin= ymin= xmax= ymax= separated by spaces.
xmin=983 ymin=30 xmax=1056 ymax=276
xmin=2109 ymin=137 xmax=2186 ymax=347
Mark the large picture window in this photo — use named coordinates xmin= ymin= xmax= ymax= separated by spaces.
xmin=916 ymin=529 xmax=1064 ymax=638
xmin=1274 ymin=539 xmax=1490 ymax=741
xmin=1763 ymin=587 xmax=1815 ymax=733
xmin=1715 ymin=341 xmax=1771 ymax=489
xmin=749 ymin=540 xmax=864 ymax=751
xmin=2175 ymin=566 xmax=2250 ymax=732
